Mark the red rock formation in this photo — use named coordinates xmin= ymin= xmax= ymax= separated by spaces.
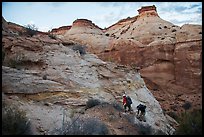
xmin=7 ymin=22 xmax=25 ymax=34
xmin=138 ymin=5 xmax=157 ymax=14
xmin=2 ymin=18 xmax=48 ymax=36
xmin=97 ymin=6 xmax=202 ymax=114
xmin=72 ymin=19 xmax=102 ymax=30
xmin=6 ymin=22 xmax=48 ymax=35
xmin=51 ymin=25 xmax=71 ymax=35
xmin=98 ymin=38 xmax=202 ymax=114
xmin=137 ymin=5 xmax=159 ymax=18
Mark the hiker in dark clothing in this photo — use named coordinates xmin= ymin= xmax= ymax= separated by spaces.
xmin=136 ymin=104 xmax=146 ymax=121
xmin=123 ymin=94 xmax=132 ymax=113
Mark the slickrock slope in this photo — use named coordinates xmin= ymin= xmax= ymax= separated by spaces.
xmin=59 ymin=5 xmax=202 ymax=115
xmin=2 ymin=19 xmax=175 ymax=135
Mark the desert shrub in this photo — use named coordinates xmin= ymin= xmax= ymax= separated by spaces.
xmin=137 ymin=123 xmax=152 ymax=135
xmin=172 ymin=29 xmax=177 ymax=32
xmin=124 ymin=113 xmax=135 ymax=125
xmin=24 ymin=24 xmax=38 ymax=37
xmin=42 ymin=74 xmax=47 ymax=80
xmin=85 ymin=99 xmax=101 ymax=109
xmin=72 ymin=45 xmax=86 ymax=55
xmin=48 ymin=33 xmax=57 ymax=39
xmin=167 ymin=111 xmax=178 ymax=121
xmin=8 ymin=59 xmax=19 ymax=68
xmin=105 ymin=33 xmax=109 ymax=36
xmin=2 ymin=101 xmax=33 ymax=135
xmin=59 ymin=117 xmax=109 ymax=135
xmin=170 ymin=105 xmax=178 ymax=111
xmin=7 ymin=54 xmax=24 ymax=69
xmin=175 ymin=109 xmax=202 ymax=135
xmin=182 ymin=101 xmax=192 ymax=110
xmin=164 ymin=26 xmax=167 ymax=29
xmin=112 ymin=101 xmax=123 ymax=111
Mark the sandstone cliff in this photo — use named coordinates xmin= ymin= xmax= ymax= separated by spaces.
xmin=62 ymin=19 xmax=116 ymax=54
xmin=58 ymin=6 xmax=202 ymax=115
xmin=99 ymin=6 xmax=202 ymax=114
xmin=2 ymin=18 xmax=175 ymax=135
xmin=50 ymin=25 xmax=71 ymax=36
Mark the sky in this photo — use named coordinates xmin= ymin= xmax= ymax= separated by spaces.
xmin=2 ymin=2 xmax=202 ymax=32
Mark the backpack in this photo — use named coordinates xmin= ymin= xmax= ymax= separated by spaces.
xmin=126 ymin=96 xmax=132 ymax=104
xmin=137 ymin=104 xmax=146 ymax=112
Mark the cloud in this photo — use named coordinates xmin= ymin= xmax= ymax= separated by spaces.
xmin=3 ymin=2 xmax=202 ymax=31
xmin=48 ymin=2 xmax=68 ymax=8
xmin=94 ymin=2 xmax=202 ymax=28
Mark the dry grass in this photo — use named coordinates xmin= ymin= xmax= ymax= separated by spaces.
xmin=2 ymin=101 xmax=33 ymax=135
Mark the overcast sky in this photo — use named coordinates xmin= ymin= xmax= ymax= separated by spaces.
xmin=2 ymin=2 xmax=202 ymax=32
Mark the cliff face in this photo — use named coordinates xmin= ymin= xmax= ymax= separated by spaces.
xmin=137 ymin=5 xmax=159 ymax=17
xmin=2 ymin=17 xmax=48 ymax=36
xmin=98 ymin=6 xmax=202 ymax=114
xmin=2 ymin=5 xmax=201 ymax=134
xmin=50 ymin=26 xmax=71 ymax=35
xmin=73 ymin=19 xmax=102 ymax=30
xmin=2 ymin=20 xmax=174 ymax=134
xmin=62 ymin=19 xmax=114 ymax=53
xmin=60 ymin=5 xmax=202 ymax=115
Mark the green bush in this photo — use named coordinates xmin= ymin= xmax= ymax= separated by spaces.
xmin=2 ymin=101 xmax=33 ymax=135
xmin=175 ymin=109 xmax=202 ymax=135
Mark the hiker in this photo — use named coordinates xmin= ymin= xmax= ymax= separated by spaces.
xmin=136 ymin=104 xmax=146 ymax=121
xmin=123 ymin=94 xmax=132 ymax=113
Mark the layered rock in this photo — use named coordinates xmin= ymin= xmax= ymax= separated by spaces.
xmin=59 ymin=5 xmax=202 ymax=114
xmin=137 ymin=5 xmax=159 ymax=18
xmin=62 ymin=19 xmax=115 ymax=53
xmin=105 ymin=6 xmax=176 ymax=45
xmin=2 ymin=23 xmax=175 ymax=134
xmin=2 ymin=4 xmax=201 ymax=134
xmin=2 ymin=17 xmax=48 ymax=36
xmin=73 ymin=19 xmax=102 ymax=30
xmin=50 ymin=25 xmax=71 ymax=35
xmin=99 ymin=6 xmax=202 ymax=114
xmin=61 ymin=5 xmax=202 ymax=114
